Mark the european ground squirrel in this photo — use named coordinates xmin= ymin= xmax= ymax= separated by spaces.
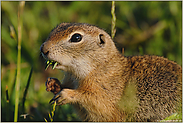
xmin=40 ymin=23 xmax=182 ymax=122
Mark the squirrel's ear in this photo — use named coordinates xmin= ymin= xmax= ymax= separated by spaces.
xmin=98 ymin=34 xmax=105 ymax=47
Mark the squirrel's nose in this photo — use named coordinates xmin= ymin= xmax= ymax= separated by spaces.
xmin=40 ymin=43 xmax=49 ymax=56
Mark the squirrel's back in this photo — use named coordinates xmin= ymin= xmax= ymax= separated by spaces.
xmin=122 ymin=55 xmax=182 ymax=121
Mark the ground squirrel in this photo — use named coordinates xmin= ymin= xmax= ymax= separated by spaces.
xmin=40 ymin=23 xmax=182 ymax=122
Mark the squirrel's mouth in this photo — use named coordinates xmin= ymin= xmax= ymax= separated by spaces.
xmin=45 ymin=60 xmax=60 ymax=70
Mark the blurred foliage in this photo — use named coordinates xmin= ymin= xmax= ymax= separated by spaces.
xmin=160 ymin=113 xmax=182 ymax=122
xmin=1 ymin=1 xmax=182 ymax=121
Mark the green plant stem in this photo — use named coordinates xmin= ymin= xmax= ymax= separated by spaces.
xmin=14 ymin=1 xmax=25 ymax=122
xmin=111 ymin=1 xmax=116 ymax=39
xmin=45 ymin=101 xmax=56 ymax=122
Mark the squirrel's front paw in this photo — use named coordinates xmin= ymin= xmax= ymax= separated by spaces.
xmin=45 ymin=77 xmax=62 ymax=95
xmin=49 ymin=89 xmax=76 ymax=105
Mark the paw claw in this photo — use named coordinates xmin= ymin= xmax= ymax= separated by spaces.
xmin=48 ymin=89 xmax=73 ymax=106
xmin=49 ymin=95 xmax=60 ymax=104
xmin=49 ymin=98 xmax=54 ymax=104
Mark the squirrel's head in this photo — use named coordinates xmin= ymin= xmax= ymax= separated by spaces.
xmin=40 ymin=23 xmax=118 ymax=79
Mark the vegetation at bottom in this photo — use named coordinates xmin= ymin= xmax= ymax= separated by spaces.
xmin=1 ymin=1 xmax=182 ymax=121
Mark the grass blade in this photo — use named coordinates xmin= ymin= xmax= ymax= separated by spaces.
xmin=6 ymin=85 xmax=10 ymax=121
xmin=44 ymin=118 xmax=48 ymax=122
xmin=22 ymin=67 xmax=33 ymax=113
xmin=111 ymin=1 xmax=116 ymax=39
xmin=6 ymin=85 xmax=9 ymax=103
xmin=14 ymin=1 xmax=25 ymax=122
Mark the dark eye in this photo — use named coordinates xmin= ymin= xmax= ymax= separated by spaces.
xmin=70 ymin=33 xmax=82 ymax=42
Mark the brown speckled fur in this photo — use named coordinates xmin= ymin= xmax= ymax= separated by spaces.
xmin=40 ymin=23 xmax=182 ymax=122
xmin=127 ymin=55 xmax=182 ymax=121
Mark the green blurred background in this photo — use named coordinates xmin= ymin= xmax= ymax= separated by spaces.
xmin=1 ymin=1 xmax=182 ymax=121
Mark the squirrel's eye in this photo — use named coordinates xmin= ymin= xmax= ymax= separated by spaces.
xmin=70 ymin=33 xmax=82 ymax=42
